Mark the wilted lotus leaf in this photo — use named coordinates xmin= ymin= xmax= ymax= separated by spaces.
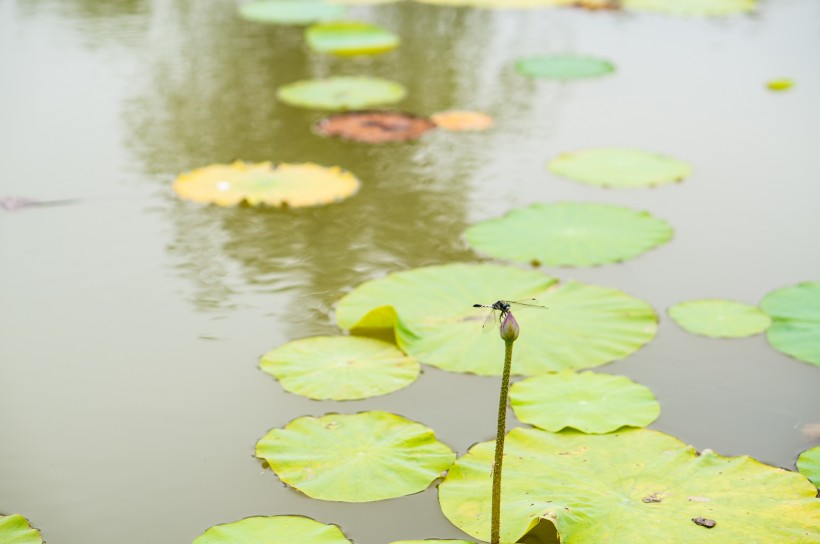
xmin=193 ymin=515 xmax=352 ymax=544
xmin=278 ymin=76 xmax=407 ymax=111
xmin=439 ymin=427 xmax=820 ymax=543
xmin=315 ymin=111 xmax=436 ymax=143
xmin=256 ymin=411 xmax=456 ymax=502
xmin=430 ymin=111 xmax=493 ymax=132
xmin=516 ymin=55 xmax=614 ymax=80
xmin=760 ymin=282 xmax=820 ymax=366
xmin=414 ymin=0 xmax=571 ymax=7
xmin=797 ymin=446 xmax=820 ymax=488
xmin=510 ymin=371 xmax=660 ymax=433
xmin=238 ymin=1 xmax=346 ymax=25
xmin=668 ymin=299 xmax=771 ymax=338
xmin=622 ymin=0 xmax=755 ymax=16
xmin=173 ymin=161 xmax=359 ymax=208
xmin=307 ymin=21 xmax=399 ymax=55
xmin=0 ymin=515 xmax=43 ymax=544
xmin=336 ymin=263 xmax=658 ymax=376
xmin=549 ymin=148 xmax=691 ymax=188
xmin=464 ymin=202 xmax=673 ymax=267
xmin=260 ymin=335 xmax=420 ymax=400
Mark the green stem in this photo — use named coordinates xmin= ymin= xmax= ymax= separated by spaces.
xmin=491 ymin=339 xmax=514 ymax=544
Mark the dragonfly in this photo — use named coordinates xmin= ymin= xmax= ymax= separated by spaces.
xmin=472 ymin=299 xmax=547 ymax=329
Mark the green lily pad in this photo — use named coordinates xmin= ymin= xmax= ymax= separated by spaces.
xmin=336 ymin=263 xmax=658 ymax=376
xmin=256 ymin=411 xmax=456 ymax=502
xmin=278 ymin=76 xmax=407 ymax=111
xmin=548 ymin=148 xmax=691 ymax=188
xmin=307 ymin=22 xmax=399 ymax=56
xmin=193 ymin=515 xmax=352 ymax=544
xmin=439 ymin=427 xmax=820 ymax=543
xmin=260 ymin=336 xmax=420 ymax=400
xmin=797 ymin=446 xmax=820 ymax=488
xmin=667 ymin=299 xmax=771 ymax=338
xmin=622 ymin=0 xmax=756 ymax=16
xmin=510 ymin=371 xmax=660 ymax=433
xmin=516 ymin=55 xmax=614 ymax=80
xmin=760 ymin=282 xmax=820 ymax=366
xmin=238 ymin=1 xmax=347 ymax=25
xmin=0 ymin=515 xmax=42 ymax=544
xmin=464 ymin=202 xmax=673 ymax=267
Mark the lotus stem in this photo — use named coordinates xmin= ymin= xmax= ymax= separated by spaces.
xmin=491 ymin=334 xmax=515 ymax=544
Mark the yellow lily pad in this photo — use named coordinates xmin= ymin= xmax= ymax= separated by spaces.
xmin=430 ymin=111 xmax=494 ymax=131
xmin=173 ymin=161 xmax=360 ymax=208
xmin=0 ymin=515 xmax=43 ymax=544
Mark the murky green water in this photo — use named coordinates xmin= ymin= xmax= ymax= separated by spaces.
xmin=1 ymin=1 xmax=819 ymax=542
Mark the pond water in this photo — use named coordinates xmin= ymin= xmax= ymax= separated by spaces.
xmin=1 ymin=1 xmax=819 ymax=542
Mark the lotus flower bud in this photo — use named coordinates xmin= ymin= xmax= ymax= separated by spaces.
xmin=499 ymin=311 xmax=519 ymax=342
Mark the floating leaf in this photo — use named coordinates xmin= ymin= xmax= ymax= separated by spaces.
xmin=621 ymin=0 xmax=756 ymax=16
xmin=510 ymin=371 xmax=660 ymax=433
xmin=438 ymin=427 xmax=820 ymax=543
xmin=193 ymin=515 xmax=352 ymax=544
xmin=256 ymin=411 xmax=456 ymax=502
xmin=667 ymin=299 xmax=771 ymax=338
xmin=797 ymin=446 xmax=820 ymax=488
xmin=306 ymin=21 xmax=399 ymax=56
xmin=760 ymin=282 xmax=820 ymax=366
xmin=430 ymin=111 xmax=493 ymax=131
xmin=548 ymin=148 xmax=691 ymax=188
xmin=336 ymin=263 xmax=658 ymax=376
xmin=464 ymin=202 xmax=673 ymax=267
xmin=574 ymin=0 xmax=621 ymax=10
xmin=0 ymin=515 xmax=42 ymax=544
xmin=315 ymin=111 xmax=436 ymax=143
xmin=767 ymin=79 xmax=794 ymax=92
xmin=278 ymin=76 xmax=407 ymax=111
xmin=173 ymin=161 xmax=360 ymax=208
xmin=413 ymin=0 xmax=571 ymax=7
xmin=260 ymin=336 xmax=420 ymax=400
xmin=238 ymin=1 xmax=346 ymax=25
xmin=516 ymin=55 xmax=614 ymax=80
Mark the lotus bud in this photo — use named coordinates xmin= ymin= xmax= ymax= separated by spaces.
xmin=499 ymin=311 xmax=519 ymax=342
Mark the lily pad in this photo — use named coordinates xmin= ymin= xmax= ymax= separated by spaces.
xmin=414 ymin=0 xmax=570 ymax=7
xmin=622 ymin=0 xmax=756 ymax=16
xmin=516 ymin=55 xmax=614 ymax=80
xmin=193 ymin=515 xmax=352 ymax=544
xmin=667 ymin=299 xmax=771 ymax=338
xmin=315 ymin=111 xmax=436 ymax=143
xmin=464 ymin=202 xmax=673 ymax=267
xmin=238 ymin=1 xmax=346 ymax=25
xmin=278 ymin=76 xmax=407 ymax=111
xmin=549 ymin=148 xmax=691 ymax=188
xmin=306 ymin=21 xmax=399 ymax=55
xmin=510 ymin=371 xmax=660 ymax=433
xmin=0 ymin=515 xmax=42 ymax=544
xmin=430 ymin=111 xmax=494 ymax=131
xmin=760 ymin=282 xmax=820 ymax=366
xmin=173 ymin=161 xmax=360 ymax=208
xmin=256 ymin=411 xmax=456 ymax=502
xmin=260 ymin=336 xmax=420 ymax=400
xmin=335 ymin=263 xmax=658 ymax=376
xmin=797 ymin=446 xmax=820 ymax=488
xmin=438 ymin=427 xmax=820 ymax=543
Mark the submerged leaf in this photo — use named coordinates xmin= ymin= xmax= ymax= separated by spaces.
xmin=193 ymin=515 xmax=352 ymax=544
xmin=278 ymin=76 xmax=407 ymax=111
xmin=438 ymin=427 xmax=820 ymax=543
xmin=667 ymin=299 xmax=771 ymax=338
xmin=173 ymin=161 xmax=360 ymax=208
xmin=260 ymin=335 xmax=420 ymax=400
xmin=238 ymin=1 xmax=346 ymax=25
xmin=548 ymin=148 xmax=691 ymax=188
xmin=760 ymin=281 xmax=820 ymax=366
xmin=622 ymin=0 xmax=756 ymax=16
xmin=307 ymin=21 xmax=399 ymax=55
xmin=0 ymin=515 xmax=43 ymax=544
xmin=516 ymin=55 xmax=614 ymax=80
xmin=256 ymin=411 xmax=456 ymax=502
xmin=510 ymin=371 xmax=660 ymax=433
xmin=336 ymin=263 xmax=658 ymax=375
xmin=464 ymin=202 xmax=673 ymax=267
xmin=315 ymin=111 xmax=436 ymax=143
xmin=797 ymin=446 xmax=820 ymax=488
xmin=430 ymin=111 xmax=494 ymax=131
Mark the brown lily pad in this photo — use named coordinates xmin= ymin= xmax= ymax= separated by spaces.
xmin=314 ymin=110 xmax=436 ymax=143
